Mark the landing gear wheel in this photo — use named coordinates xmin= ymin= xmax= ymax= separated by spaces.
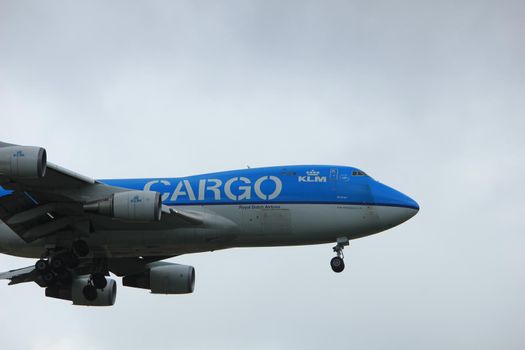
xmin=73 ymin=240 xmax=89 ymax=257
xmin=35 ymin=259 xmax=49 ymax=272
xmin=92 ymin=273 xmax=107 ymax=289
xmin=65 ymin=254 xmax=79 ymax=269
xmin=330 ymin=257 xmax=345 ymax=273
xmin=50 ymin=256 xmax=66 ymax=271
xmin=83 ymin=285 xmax=98 ymax=301
xmin=42 ymin=271 xmax=56 ymax=286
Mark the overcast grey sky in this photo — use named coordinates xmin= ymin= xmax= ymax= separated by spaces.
xmin=0 ymin=1 xmax=524 ymax=349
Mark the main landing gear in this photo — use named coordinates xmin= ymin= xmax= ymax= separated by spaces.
xmin=81 ymin=257 xmax=109 ymax=301
xmin=34 ymin=239 xmax=89 ymax=287
xmin=330 ymin=237 xmax=349 ymax=273
xmin=37 ymin=240 xmax=112 ymax=303
xmin=82 ymin=273 xmax=108 ymax=301
xmin=35 ymin=252 xmax=79 ymax=286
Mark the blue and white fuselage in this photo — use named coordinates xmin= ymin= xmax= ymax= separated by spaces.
xmin=0 ymin=165 xmax=418 ymax=258
xmin=98 ymin=165 xmax=419 ymax=255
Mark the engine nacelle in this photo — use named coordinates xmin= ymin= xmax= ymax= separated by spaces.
xmin=45 ymin=276 xmax=117 ymax=307
xmin=123 ymin=262 xmax=195 ymax=294
xmin=84 ymin=190 xmax=162 ymax=221
xmin=0 ymin=146 xmax=47 ymax=179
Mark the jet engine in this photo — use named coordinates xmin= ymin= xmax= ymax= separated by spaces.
xmin=84 ymin=190 xmax=162 ymax=221
xmin=123 ymin=262 xmax=195 ymax=294
xmin=45 ymin=276 xmax=117 ymax=306
xmin=0 ymin=146 xmax=47 ymax=178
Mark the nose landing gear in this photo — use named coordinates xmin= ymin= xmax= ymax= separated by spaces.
xmin=331 ymin=237 xmax=349 ymax=273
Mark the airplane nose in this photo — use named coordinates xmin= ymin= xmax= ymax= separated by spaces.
xmin=371 ymin=182 xmax=419 ymax=229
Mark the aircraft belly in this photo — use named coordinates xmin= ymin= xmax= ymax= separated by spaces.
xmin=200 ymin=204 xmax=380 ymax=247
xmin=0 ymin=204 xmax=385 ymax=259
xmin=87 ymin=204 xmax=360 ymax=256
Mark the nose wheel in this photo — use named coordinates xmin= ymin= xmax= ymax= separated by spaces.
xmin=330 ymin=256 xmax=345 ymax=273
xmin=331 ymin=237 xmax=349 ymax=273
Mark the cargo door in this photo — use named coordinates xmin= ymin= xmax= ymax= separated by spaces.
xmin=261 ymin=209 xmax=291 ymax=235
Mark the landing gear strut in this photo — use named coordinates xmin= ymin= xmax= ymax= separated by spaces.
xmin=331 ymin=237 xmax=349 ymax=273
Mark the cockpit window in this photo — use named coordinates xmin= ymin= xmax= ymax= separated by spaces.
xmin=352 ymin=170 xmax=367 ymax=176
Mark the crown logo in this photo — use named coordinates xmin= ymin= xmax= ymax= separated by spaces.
xmin=130 ymin=195 xmax=143 ymax=203
xmin=306 ymin=170 xmax=319 ymax=176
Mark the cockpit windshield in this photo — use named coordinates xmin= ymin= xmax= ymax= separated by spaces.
xmin=351 ymin=170 xmax=368 ymax=176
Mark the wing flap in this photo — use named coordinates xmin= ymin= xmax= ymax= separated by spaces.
xmin=22 ymin=216 xmax=77 ymax=241
xmin=162 ymin=205 xmax=203 ymax=225
xmin=7 ymin=203 xmax=58 ymax=225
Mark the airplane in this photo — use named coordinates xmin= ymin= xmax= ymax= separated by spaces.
xmin=0 ymin=141 xmax=419 ymax=306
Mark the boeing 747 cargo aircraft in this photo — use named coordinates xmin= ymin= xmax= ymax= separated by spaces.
xmin=0 ymin=141 xmax=418 ymax=306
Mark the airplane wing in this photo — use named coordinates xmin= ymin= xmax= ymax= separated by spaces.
xmin=0 ymin=142 xmax=214 ymax=306
xmin=0 ymin=265 xmax=38 ymax=285
xmin=0 ymin=141 xmax=199 ymax=243
xmin=0 ymin=141 xmax=100 ymax=189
